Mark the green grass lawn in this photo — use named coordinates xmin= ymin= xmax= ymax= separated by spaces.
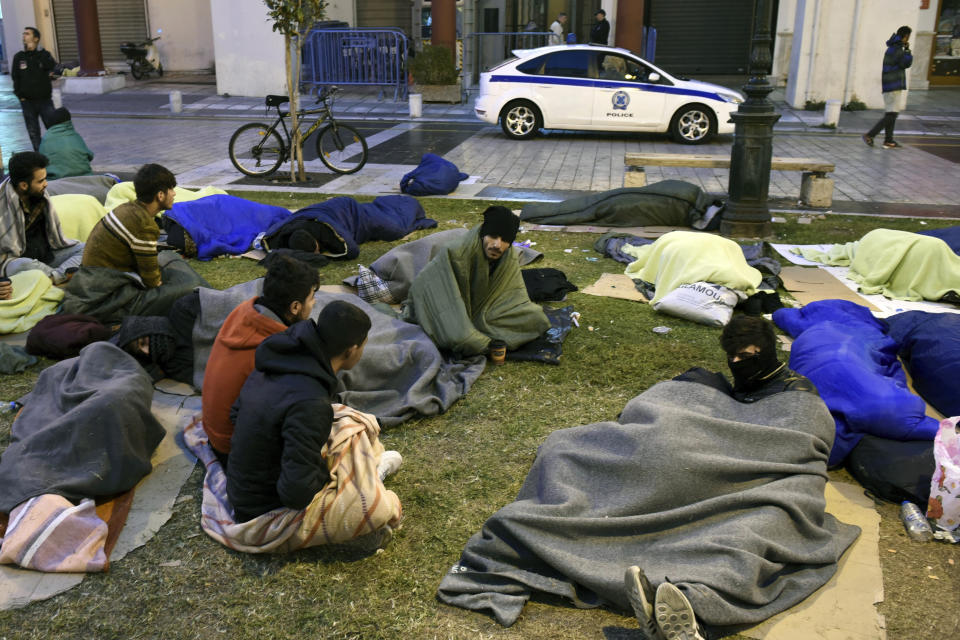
xmin=0 ymin=196 xmax=957 ymax=639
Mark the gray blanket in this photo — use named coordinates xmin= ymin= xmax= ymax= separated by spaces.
xmin=192 ymin=280 xmax=485 ymax=427
xmin=45 ymin=175 xmax=118 ymax=205
xmin=519 ymin=180 xmax=712 ymax=227
xmin=436 ymin=381 xmax=860 ymax=629
xmin=342 ymin=228 xmax=543 ymax=303
xmin=61 ymin=252 xmax=209 ymax=324
xmin=0 ymin=342 xmax=164 ymax=513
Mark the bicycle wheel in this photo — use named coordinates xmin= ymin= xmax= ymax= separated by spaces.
xmin=315 ymin=123 xmax=368 ymax=174
xmin=229 ymin=123 xmax=285 ymax=177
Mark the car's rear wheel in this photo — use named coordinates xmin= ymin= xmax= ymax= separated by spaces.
xmin=670 ymin=104 xmax=716 ymax=144
xmin=500 ymin=100 xmax=542 ymax=140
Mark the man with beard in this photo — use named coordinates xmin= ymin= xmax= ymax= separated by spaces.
xmin=402 ymin=205 xmax=549 ymax=357
xmin=675 ymin=314 xmax=817 ymax=402
xmin=0 ymin=151 xmax=84 ymax=299
xmin=62 ymin=163 xmax=208 ymax=321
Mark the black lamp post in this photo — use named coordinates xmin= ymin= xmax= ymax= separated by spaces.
xmin=722 ymin=0 xmax=780 ymax=239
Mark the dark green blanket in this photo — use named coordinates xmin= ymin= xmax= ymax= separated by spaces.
xmin=403 ymin=226 xmax=549 ymax=357
xmin=520 ymin=180 xmax=712 ymax=227
xmin=61 ymin=251 xmax=209 ymax=323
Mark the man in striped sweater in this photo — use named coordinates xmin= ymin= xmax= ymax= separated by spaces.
xmin=82 ymin=163 xmax=175 ymax=287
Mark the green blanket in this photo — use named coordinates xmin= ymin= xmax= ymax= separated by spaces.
xmin=796 ymin=229 xmax=960 ymax=302
xmin=403 ymin=227 xmax=549 ymax=357
xmin=61 ymin=252 xmax=209 ymax=323
xmin=519 ymin=180 xmax=711 ymax=227
xmin=623 ymin=231 xmax=761 ymax=304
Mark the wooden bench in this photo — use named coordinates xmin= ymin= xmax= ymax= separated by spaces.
xmin=623 ymin=152 xmax=836 ymax=208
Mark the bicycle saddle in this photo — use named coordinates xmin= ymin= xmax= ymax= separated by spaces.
xmin=265 ymin=94 xmax=290 ymax=107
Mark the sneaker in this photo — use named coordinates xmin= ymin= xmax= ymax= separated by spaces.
xmin=377 ymin=450 xmax=403 ymax=481
xmin=655 ymin=582 xmax=705 ymax=640
xmin=625 ymin=566 xmax=665 ymax=640
xmin=882 ymin=141 xmax=902 ymax=149
xmin=861 ymin=134 xmax=874 ymax=147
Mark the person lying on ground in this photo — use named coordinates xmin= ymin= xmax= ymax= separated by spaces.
xmin=227 ymin=301 xmax=401 ymax=525
xmin=81 ymin=163 xmax=175 ymax=287
xmin=674 ymin=314 xmax=817 ymax=403
xmin=38 ymin=107 xmax=94 ymax=180
xmin=0 ymin=151 xmax=84 ymax=296
xmin=202 ymin=254 xmax=319 ymax=469
xmin=402 ymin=205 xmax=549 ymax=357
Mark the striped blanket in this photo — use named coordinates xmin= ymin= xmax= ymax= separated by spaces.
xmin=0 ymin=495 xmax=108 ymax=572
xmin=183 ymin=406 xmax=402 ymax=553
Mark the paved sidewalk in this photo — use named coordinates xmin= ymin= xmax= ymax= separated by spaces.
xmin=2 ymin=72 xmax=959 ymax=215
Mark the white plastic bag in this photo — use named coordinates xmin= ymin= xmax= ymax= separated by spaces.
xmin=928 ymin=416 xmax=960 ymax=531
xmin=652 ymin=281 xmax=744 ymax=327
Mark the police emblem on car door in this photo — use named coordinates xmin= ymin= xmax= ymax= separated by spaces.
xmin=593 ymin=54 xmax=666 ymax=129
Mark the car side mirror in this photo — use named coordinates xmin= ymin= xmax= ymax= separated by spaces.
xmin=647 ymin=72 xmax=661 ymax=83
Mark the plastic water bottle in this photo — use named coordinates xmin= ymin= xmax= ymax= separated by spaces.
xmin=900 ymin=501 xmax=933 ymax=542
xmin=1 ymin=401 xmax=22 ymax=415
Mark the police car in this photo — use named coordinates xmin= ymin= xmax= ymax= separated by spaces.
xmin=474 ymin=45 xmax=744 ymax=144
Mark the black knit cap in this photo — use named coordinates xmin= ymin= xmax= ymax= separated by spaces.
xmin=479 ymin=206 xmax=519 ymax=244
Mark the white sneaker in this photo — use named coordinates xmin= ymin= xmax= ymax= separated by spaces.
xmin=655 ymin=582 xmax=705 ymax=640
xmin=377 ymin=450 xmax=403 ymax=481
xmin=625 ymin=566 xmax=665 ymax=640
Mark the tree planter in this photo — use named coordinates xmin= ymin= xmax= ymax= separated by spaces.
xmin=413 ymin=82 xmax=461 ymax=104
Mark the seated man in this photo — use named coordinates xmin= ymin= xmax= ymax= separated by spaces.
xmin=62 ymin=164 xmax=208 ymax=321
xmin=82 ymin=163 xmax=175 ymax=287
xmin=227 ymin=301 xmax=400 ymax=527
xmin=675 ymin=314 xmax=817 ymax=403
xmin=202 ymin=254 xmax=319 ymax=469
xmin=402 ymin=205 xmax=549 ymax=357
xmin=0 ymin=151 xmax=84 ymax=296
xmin=38 ymin=107 xmax=94 ymax=180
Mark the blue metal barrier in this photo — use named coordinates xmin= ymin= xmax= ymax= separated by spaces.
xmin=302 ymin=28 xmax=409 ymax=101
xmin=643 ymin=26 xmax=657 ymax=63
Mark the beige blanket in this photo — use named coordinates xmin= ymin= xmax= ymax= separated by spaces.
xmin=183 ymin=406 xmax=402 ymax=553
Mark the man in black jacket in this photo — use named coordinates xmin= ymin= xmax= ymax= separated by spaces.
xmin=12 ymin=27 xmax=58 ymax=152
xmin=226 ymin=300 xmax=376 ymax=523
xmin=590 ymin=10 xmax=611 ymax=45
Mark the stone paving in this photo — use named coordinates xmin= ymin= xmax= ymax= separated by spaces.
xmin=2 ymin=72 xmax=959 ymax=213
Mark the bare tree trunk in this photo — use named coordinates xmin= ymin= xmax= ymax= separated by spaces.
xmin=285 ymin=35 xmax=299 ymax=182
xmin=294 ymin=34 xmax=306 ymax=181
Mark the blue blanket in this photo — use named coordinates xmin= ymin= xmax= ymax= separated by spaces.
xmin=773 ymin=300 xmax=939 ymax=466
xmin=919 ymin=225 xmax=960 ymax=256
xmin=166 ymin=195 xmax=291 ymax=260
xmin=886 ymin=310 xmax=960 ymax=418
xmin=400 ymin=153 xmax=468 ymax=196
xmin=262 ymin=195 xmax=437 ymax=260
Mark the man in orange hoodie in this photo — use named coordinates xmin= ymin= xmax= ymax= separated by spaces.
xmin=201 ymin=255 xmax=319 ymax=468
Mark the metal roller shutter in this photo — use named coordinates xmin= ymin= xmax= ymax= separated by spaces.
xmin=52 ymin=0 xmax=148 ymax=65
xmin=357 ymin=0 xmax=412 ymax=34
xmin=649 ymin=0 xmax=755 ymax=75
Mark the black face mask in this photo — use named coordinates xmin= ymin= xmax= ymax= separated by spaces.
xmin=728 ymin=348 xmax=780 ymax=392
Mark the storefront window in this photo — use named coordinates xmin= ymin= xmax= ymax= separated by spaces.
xmin=931 ymin=0 xmax=960 ymax=80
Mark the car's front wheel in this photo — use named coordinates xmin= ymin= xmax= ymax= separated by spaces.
xmin=670 ymin=104 xmax=717 ymax=144
xmin=500 ymin=100 xmax=542 ymax=140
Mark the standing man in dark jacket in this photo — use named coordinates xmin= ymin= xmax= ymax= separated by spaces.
xmin=590 ymin=10 xmax=611 ymax=45
xmin=226 ymin=301 xmax=387 ymax=523
xmin=863 ymin=26 xmax=912 ymax=149
xmin=12 ymin=27 xmax=58 ymax=152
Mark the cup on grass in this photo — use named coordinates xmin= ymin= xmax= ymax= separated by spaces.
xmin=488 ymin=340 xmax=507 ymax=365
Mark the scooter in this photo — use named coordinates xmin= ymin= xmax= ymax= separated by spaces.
xmin=120 ymin=35 xmax=163 ymax=80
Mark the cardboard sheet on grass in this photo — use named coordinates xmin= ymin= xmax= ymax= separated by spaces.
xmin=772 ymin=244 xmax=960 ymax=317
xmin=0 ymin=384 xmax=199 ymax=610
xmin=580 ymin=273 xmax=648 ymax=302
xmin=743 ymin=481 xmax=885 ymax=640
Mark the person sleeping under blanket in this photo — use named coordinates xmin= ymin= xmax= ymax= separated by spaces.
xmin=401 ymin=206 xmax=550 ymax=358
